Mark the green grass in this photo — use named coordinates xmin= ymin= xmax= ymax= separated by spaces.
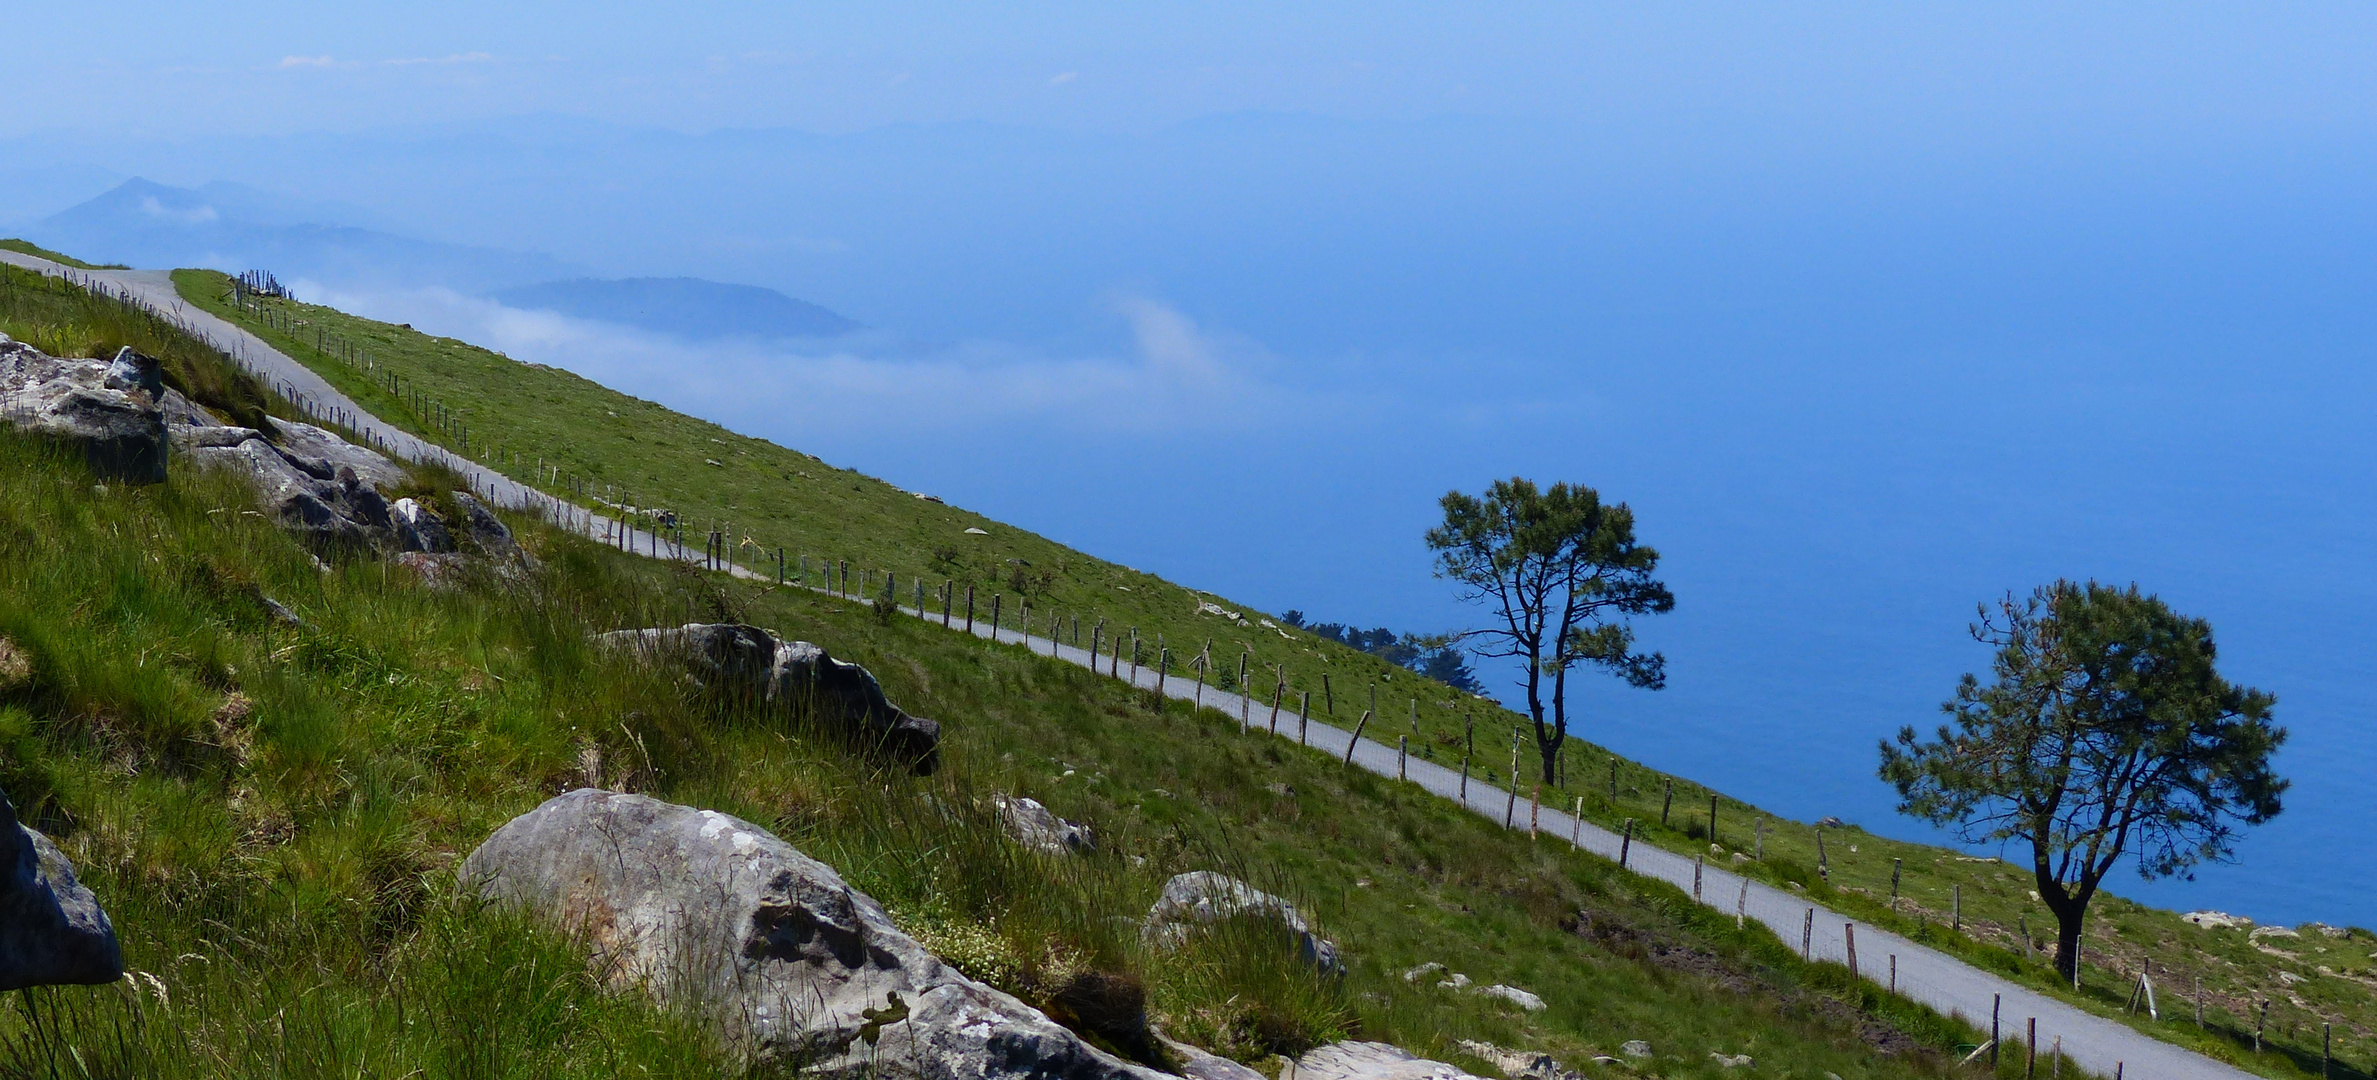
xmin=0 ymin=280 xmax=2036 ymax=1080
xmin=160 ymin=263 xmax=2377 ymax=1080
xmin=0 ymin=240 xmax=127 ymax=271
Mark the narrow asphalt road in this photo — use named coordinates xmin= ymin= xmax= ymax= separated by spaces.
xmin=11 ymin=251 xmax=2249 ymax=1080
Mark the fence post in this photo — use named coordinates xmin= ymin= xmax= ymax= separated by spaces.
xmin=1845 ymin=922 xmax=1858 ymax=976
xmin=1398 ymin=735 xmax=1408 ymax=780
xmin=1803 ymin=909 xmax=1814 ymax=959
xmin=1661 ymin=778 xmax=1674 ymax=825
xmin=1619 ymin=819 xmax=1634 ymax=867
xmin=1504 ymin=728 xmax=1521 ymax=828
xmin=1298 ymin=691 xmax=1310 ymax=745
xmin=1156 ymin=647 xmax=1168 ymax=696
xmin=966 ymin=585 xmax=975 ymax=633
xmin=991 ymin=595 xmax=1002 ymax=640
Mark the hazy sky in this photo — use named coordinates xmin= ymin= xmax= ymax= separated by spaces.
xmin=15 ymin=4 xmax=2377 ymax=924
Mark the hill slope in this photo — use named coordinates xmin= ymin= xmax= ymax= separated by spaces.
xmin=0 ymin=257 xmax=1987 ymax=1077
xmin=150 ymin=259 xmax=2377 ymax=1080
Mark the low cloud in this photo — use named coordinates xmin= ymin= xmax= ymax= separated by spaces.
xmin=1048 ymin=71 xmax=1080 ymax=86
xmin=289 ymin=283 xmax=1291 ymax=439
xmin=277 ymin=55 xmax=336 ymax=69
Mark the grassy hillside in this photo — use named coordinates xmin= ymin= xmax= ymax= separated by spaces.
xmin=155 ymin=264 xmax=2377 ymax=1079
xmin=0 ymin=240 xmax=127 ymax=271
xmin=0 ymin=270 xmax=2015 ymax=1078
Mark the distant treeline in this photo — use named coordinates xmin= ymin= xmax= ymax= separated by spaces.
xmin=1279 ymin=612 xmax=1484 ymax=694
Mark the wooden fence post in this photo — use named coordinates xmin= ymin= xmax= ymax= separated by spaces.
xmin=1845 ymin=922 xmax=1858 ymax=976
xmin=1661 ymin=778 xmax=1674 ymax=825
xmin=1504 ymin=728 xmax=1521 ymax=828
xmin=1344 ymin=709 xmax=1368 ymax=765
xmin=966 ymin=585 xmax=975 ymax=633
xmin=1619 ymin=819 xmax=1634 ymax=867
xmin=1398 ymin=735 xmax=1407 ymax=780
xmin=1298 ymin=691 xmax=1310 ymax=745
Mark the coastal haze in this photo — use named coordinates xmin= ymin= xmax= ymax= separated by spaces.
xmin=9 ymin=3 xmax=2376 ymax=926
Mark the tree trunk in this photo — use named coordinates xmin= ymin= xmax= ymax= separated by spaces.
xmin=2052 ymin=907 xmax=2084 ymax=983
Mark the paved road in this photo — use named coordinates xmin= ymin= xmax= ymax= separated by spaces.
xmin=11 ymin=251 xmax=2246 ymax=1080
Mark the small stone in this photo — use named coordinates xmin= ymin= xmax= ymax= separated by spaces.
xmin=1619 ymin=1042 xmax=1652 ymax=1060
xmin=964 ymin=527 xmax=989 ymax=535
xmin=1474 ymin=984 xmax=1546 ymax=1011
xmin=1711 ymin=1053 xmax=1754 ymax=1069
xmin=1403 ymin=962 xmax=1446 ymax=983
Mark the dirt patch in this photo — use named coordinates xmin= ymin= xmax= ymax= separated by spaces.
xmin=1567 ymin=908 xmax=1929 ymax=1059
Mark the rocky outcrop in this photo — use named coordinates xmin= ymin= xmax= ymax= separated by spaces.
xmin=0 ymin=788 xmax=122 ymax=991
xmin=391 ymin=497 xmax=453 ymax=554
xmin=0 ymin=340 xmax=168 ymax=483
xmin=994 ymin=795 xmax=1094 ymax=856
xmin=1280 ymin=1043 xmax=1486 ymax=1080
xmin=461 ymin=789 xmax=1169 ymax=1080
xmin=595 ymin=624 xmax=941 ymax=772
xmin=1142 ymin=871 xmax=1343 ymax=976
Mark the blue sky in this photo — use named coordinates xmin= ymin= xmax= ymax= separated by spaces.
xmin=12 ymin=4 xmax=2377 ymax=924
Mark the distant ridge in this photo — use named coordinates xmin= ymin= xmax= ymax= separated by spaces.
xmin=490 ymin=277 xmax=863 ymax=340
xmin=32 ymin=178 xmax=576 ymax=292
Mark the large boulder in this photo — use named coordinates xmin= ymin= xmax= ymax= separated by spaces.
xmin=596 ymin=624 xmax=941 ymax=772
xmin=0 ymin=789 xmax=123 ymax=991
xmin=1280 ymin=1043 xmax=1487 ymax=1080
xmin=264 ymin=416 xmax=408 ymax=491
xmin=461 ymin=789 xmax=1170 ymax=1080
xmin=0 ymin=337 xmax=167 ymax=483
xmin=391 ymin=497 xmax=454 ymax=554
xmin=1143 ymin=871 xmax=1343 ymax=976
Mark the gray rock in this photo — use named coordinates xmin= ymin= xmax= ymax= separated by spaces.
xmin=1710 ymin=1053 xmax=1754 ymax=1069
xmin=994 ymin=795 xmax=1094 ymax=855
xmin=1618 ymin=1042 xmax=1652 ymax=1060
xmin=170 ymin=424 xmax=263 ymax=451
xmin=187 ymin=437 xmax=396 ymax=546
xmin=1281 ymin=1042 xmax=1486 ymax=1080
xmin=1456 ymin=1040 xmax=1573 ymax=1080
xmin=447 ymin=491 xmax=520 ymax=558
xmin=0 ymin=789 xmax=123 ymax=991
xmin=1142 ymin=871 xmax=1343 ymax=975
xmin=595 ymin=625 xmax=941 ymax=773
xmin=101 ymin=347 xmax=163 ymax=399
xmin=391 ymin=497 xmax=454 ymax=554
xmin=264 ymin=416 xmax=408 ymax=491
xmin=460 ymin=789 xmax=1169 ymax=1080
xmin=156 ymin=388 xmax=221 ymax=430
xmin=1473 ymin=984 xmax=1546 ymax=1012
xmin=0 ymin=339 xmax=168 ymax=484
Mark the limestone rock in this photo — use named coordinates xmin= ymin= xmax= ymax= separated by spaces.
xmin=995 ymin=795 xmax=1094 ymax=855
xmin=0 ymin=789 xmax=122 ymax=991
xmin=1473 ymin=983 xmax=1546 ymax=1012
xmin=594 ymin=624 xmax=941 ymax=773
xmin=2184 ymin=910 xmax=2250 ymax=931
xmin=460 ymin=789 xmax=1168 ymax=1080
xmin=1456 ymin=1040 xmax=1575 ymax=1080
xmin=101 ymin=347 xmax=163 ymax=399
xmin=0 ymin=338 xmax=167 ymax=483
xmin=1710 ymin=1053 xmax=1754 ymax=1069
xmin=265 ymin=416 xmax=408 ymax=491
xmin=449 ymin=491 xmax=525 ymax=562
xmin=1281 ymin=1042 xmax=1487 ymax=1080
xmin=1142 ymin=871 xmax=1342 ymax=975
xmin=391 ymin=497 xmax=454 ymax=554
xmin=1619 ymin=1042 xmax=1652 ymax=1060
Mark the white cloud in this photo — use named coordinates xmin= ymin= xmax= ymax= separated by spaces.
xmin=1048 ymin=71 xmax=1079 ymax=86
xmin=277 ymin=55 xmax=336 ymax=69
xmin=288 ymin=283 xmax=1288 ymax=438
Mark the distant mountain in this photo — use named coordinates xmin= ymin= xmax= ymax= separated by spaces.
xmin=490 ymin=277 xmax=863 ymax=340
xmin=29 ymin=178 xmax=577 ymax=292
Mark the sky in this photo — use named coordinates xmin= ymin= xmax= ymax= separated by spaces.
xmin=10 ymin=3 xmax=2377 ymax=925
